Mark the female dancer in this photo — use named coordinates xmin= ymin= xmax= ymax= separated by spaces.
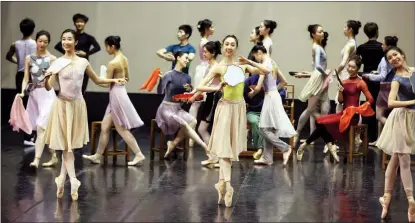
xmin=248 ymin=26 xmax=264 ymax=61
xmin=258 ymin=20 xmax=277 ymax=55
xmin=188 ymin=19 xmax=214 ymax=147
xmin=376 ymin=46 xmax=415 ymax=222
xmin=17 ymin=30 xmax=58 ymax=168
xmin=294 ymin=24 xmax=330 ymax=146
xmin=155 ymin=51 xmax=211 ymax=160
xmin=335 ymin=20 xmax=361 ymax=113
xmin=296 ymin=55 xmax=374 ymax=162
xmin=43 ymin=29 xmax=126 ymax=201
xmin=196 ymin=35 xmax=271 ymax=207
xmin=248 ymin=42 xmax=296 ymax=166
xmin=82 ymin=36 xmax=146 ymax=166
xmin=362 ymin=36 xmax=397 ymax=143
xmin=188 ymin=41 xmax=221 ymax=152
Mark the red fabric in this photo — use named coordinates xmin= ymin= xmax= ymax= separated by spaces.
xmin=140 ymin=68 xmax=160 ymax=91
xmin=172 ymin=93 xmax=203 ymax=101
xmin=9 ymin=96 xmax=32 ymax=134
xmin=339 ymin=102 xmax=374 ymax=132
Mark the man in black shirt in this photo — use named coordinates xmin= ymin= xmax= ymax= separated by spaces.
xmin=54 ymin=13 xmax=101 ymax=95
xmin=356 ymin=22 xmax=384 ymax=143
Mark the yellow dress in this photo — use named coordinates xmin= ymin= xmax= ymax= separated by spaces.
xmin=207 ymin=65 xmax=247 ymax=161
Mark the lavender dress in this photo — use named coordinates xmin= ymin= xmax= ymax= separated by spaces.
xmin=155 ymin=70 xmax=195 ymax=135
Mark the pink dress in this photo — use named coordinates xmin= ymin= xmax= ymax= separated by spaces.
xmin=44 ymin=57 xmax=89 ymax=152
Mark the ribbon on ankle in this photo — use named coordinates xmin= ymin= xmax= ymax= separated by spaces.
xmin=339 ymin=102 xmax=374 ymax=133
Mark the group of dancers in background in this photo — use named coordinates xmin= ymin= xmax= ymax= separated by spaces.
xmin=6 ymin=13 xmax=415 ymax=220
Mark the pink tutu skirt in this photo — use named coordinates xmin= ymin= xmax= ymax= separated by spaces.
xmin=155 ymin=101 xmax=195 ymax=135
xmin=105 ymin=85 xmax=144 ymax=130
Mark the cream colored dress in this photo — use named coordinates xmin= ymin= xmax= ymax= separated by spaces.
xmin=44 ymin=57 xmax=89 ymax=152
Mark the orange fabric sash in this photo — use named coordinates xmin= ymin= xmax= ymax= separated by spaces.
xmin=140 ymin=68 xmax=161 ymax=92
xmin=339 ymin=101 xmax=374 ymax=132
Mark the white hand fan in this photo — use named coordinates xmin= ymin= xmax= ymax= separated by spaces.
xmin=223 ymin=65 xmax=245 ymax=86
xmin=48 ymin=57 xmax=71 ymax=74
xmin=100 ymin=65 xmax=107 ymax=78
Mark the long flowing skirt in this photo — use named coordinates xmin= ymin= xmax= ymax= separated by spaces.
xmin=299 ymin=69 xmax=329 ymax=102
xmin=376 ymin=108 xmax=415 ymax=155
xmin=155 ymin=101 xmax=195 ymax=135
xmin=27 ymin=87 xmax=57 ymax=130
xmin=208 ymin=99 xmax=247 ymax=161
xmin=376 ymin=82 xmax=391 ymax=109
xmin=105 ymin=85 xmax=144 ymax=130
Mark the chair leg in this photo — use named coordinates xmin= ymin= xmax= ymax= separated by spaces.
xmin=382 ymin=151 xmax=388 ymax=170
xmin=159 ymin=132 xmax=165 ymax=160
xmin=150 ymin=120 xmax=155 ymax=160
xmin=183 ymin=137 xmax=189 ymax=160
xmin=348 ymin=128 xmax=354 ymax=164
xmin=91 ymin=123 xmax=97 ymax=155
xmin=363 ymin=128 xmax=368 ymax=160
xmin=112 ymin=130 xmax=117 ymax=165
xmin=125 ymin=144 xmax=130 ymax=163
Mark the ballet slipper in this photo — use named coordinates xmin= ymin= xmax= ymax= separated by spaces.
xmin=408 ymin=196 xmax=415 ymax=222
xmin=30 ymin=157 xmax=40 ymax=168
xmin=253 ymin=149 xmax=263 ymax=160
xmin=282 ymin=147 xmax=292 ymax=167
xmin=164 ymin=141 xmax=175 ymax=158
xmin=224 ymin=184 xmax=234 ymax=207
xmin=82 ymin=154 xmax=101 ymax=164
xmin=128 ymin=153 xmax=145 ymax=166
xmin=328 ymin=144 xmax=340 ymax=163
xmin=379 ymin=193 xmax=391 ymax=220
xmin=215 ymin=180 xmax=225 ymax=204
xmin=55 ymin=176 xmax=65 ymax=198
xmin=201 ymin=152 xmax=219 ymax=166
xmin=70 ymin=178 xmax=81 ymax=201
xmin=42 ymin=153 xmax=58 ymax=167
xmin=254 ymin=158 xmax=273 ymax=165
xmin=296 ymin=142 xmax=308 ymax=161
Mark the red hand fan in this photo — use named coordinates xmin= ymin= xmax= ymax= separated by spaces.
xmin=172 ymin=93 xmax=204 ymax=102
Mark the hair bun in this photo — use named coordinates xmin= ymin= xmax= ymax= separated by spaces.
xmin=114 ymin=36 xmax=121 ymax=42
xmin=256 ymin=41 xmax=264 ymax=46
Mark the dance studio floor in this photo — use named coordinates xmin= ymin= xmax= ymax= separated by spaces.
xmin=1 ymin=125 xmax=413 ymax=222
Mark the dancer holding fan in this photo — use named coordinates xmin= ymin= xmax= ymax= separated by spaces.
xmin=376 ymin=46 xmax=415 ymax=222
xmin=43 ymin=29 xmax=127 ymax=201
xmin=296 ymin=55 xmax=374 ymax=162
xmin=196 ymin=35 xmax=270 ymax=207
xmin=82 ymin=36 xmax=146 ymax=166
xmin=247 ymin=42 xmax=295 ymax=166
xmin=155 ymin=51 xmax=211 ymax=160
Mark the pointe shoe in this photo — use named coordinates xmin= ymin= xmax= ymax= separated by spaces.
xmin=30 ymin=157 xmax=40 ymax=168
xmin=379 ymin=194 xmax=391 ymax=220
xmin=253 ymin=149 xmax=263 ymax=160
xmin=82 ymin=154 xmax=101 ymax=164
xmin=164 ymin=141 xmax=175 ymax=158
xmin=224 ymin=185 xmax=234 ymax=207
xmin=215 ymin=181 xmax=225 ymax=204
xmin=329 ymin=144 xmax=340 ymax=163
xmin=214 ymin=163 xmax=220 ymax=168
xmin=283 ymin=147 xmax=292 ymax=167
xmin=128 ymin=153 xmax=145 ymax=166
xmin=42 ymin=154 xmax=58 ymax=167
xmin=70 ymin=178 xmax=81 ymax=201
xmin=323 ymin=145 xmax=329 ymax=154
xmin=55 ymin=176 xmax=65 ymax=198
xmin=201 ymin=153 xmax=219 ymax=166
xmin=408 ymin=197 xmax=415 ymax=222
xmin=296 ymin=142 xmax=308 ymax=161
xmin=254 ymin=158 xmax=273 ymax=165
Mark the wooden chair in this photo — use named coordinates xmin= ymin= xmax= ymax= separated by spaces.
xmin=149 ymin=119 xmax=189 ymax=160
xmin=90 ymin=121 xmax=130 ymax=165
xmin=337 ymin=124 xmax=368 ymax=163
xmin=382 ymin=152 xmax=415 ymax=170
xmin=240 ymin=85 xmax=295 ymax=159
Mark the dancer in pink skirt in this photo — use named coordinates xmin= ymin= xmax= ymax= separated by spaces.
xmin=44 ymin=29 xmax=126 ymax=201
xmin=376 ymin=46 xmax=415 ymax=221
xmin=156 ymin=51 xmax=210 ymax=159
xmin=17 ymin=30 xmax=58 ymax=168
xmin=83 ymin=36 xmax=146 ymax=166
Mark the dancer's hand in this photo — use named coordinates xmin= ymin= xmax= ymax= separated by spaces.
xmin=217 ymin=81 xmax=227 ymax=91
xmin=75 ymin=50 xmax=87 ymax=57
xmin=238 ymin=56 xmax=250 ymax=65
xmin=188 ymin=96 xmax=196 ymax=103
xmin=16 ymin=93 xmax=24 ymax=98
xmin=337 ymin=83 xmax=344 ymax=92
xmin=183 ymin=83 xmax=192 ymax=92
xmin=362 ymin=73 xmax=370 ymax=80
xmin=114 ymin=78 xmax=127 ymax=85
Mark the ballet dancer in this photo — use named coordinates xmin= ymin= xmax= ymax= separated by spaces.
xmin=196 ymin=35 xmax=271 ymax=207
xmin=155 ymin=51 xmax=211 ymax=161
xmin=248 ymin=42 xmax=295 ymax=166
xmin=82 ymin=36 xmax=146 ymax=166
xmin=248 ymin=26 xmax=264 ymax=61
xmin=297 ymin=55 xmax=374 ymax=162
xmin=43 ymin=29 xmax=126 ymax=201
xmin=188 ymin=19 xmax=215 ymax=147
xmin=6 ymin=18 xmax=37 ymax=146
xmin=188 ymin=41 xmax=221 ymax=156
xmin=357 ymin=22 xmax=384 ymax=144
xmin=258 ymin=20 xmax=277 ymax=55
xmin=362 ymin=36 xmax=398 ymax=145
xmin=376 ymin=46 xmax=415 ymax=222
xmin=294 ymin=24 xmax=331 ymax=146
xmin=17 ymin=30 xmax=58 ymax=168
xmin=334 ymin=20 xmax=361 ymax=113
xmin=54 ymin=13 xmax=101 ymax=95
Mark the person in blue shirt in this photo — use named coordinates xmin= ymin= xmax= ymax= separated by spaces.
xmin=156 ymin=24 xmax=196 ymax=94
xmin=244 ymin=74 xmax=287 ymax=160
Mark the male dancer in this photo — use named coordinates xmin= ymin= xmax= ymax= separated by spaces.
xmin=356 ymin=22 xmax=384 ymax=144
xmin=156 ymin=24 xmax=196 ymax=93
xmin=54 ymin=13 xmax=101 ymax=95
xmin=5 ymin=18 xmax=37 ymax=146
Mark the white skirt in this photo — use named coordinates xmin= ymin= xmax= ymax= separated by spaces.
xmin=27 ymin=87 xmax=57 ymax=130
xmin=259 ymin=90 xmax=297 ymax=138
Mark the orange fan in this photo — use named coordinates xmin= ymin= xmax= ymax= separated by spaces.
xmin=172 ymin=93 xmax=204 ymax=102
xmin=140 ymin=68 xmax=161 ymax=92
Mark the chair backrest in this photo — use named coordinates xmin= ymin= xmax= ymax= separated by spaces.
xmin=283 ymin=84 xmax=295 ymax=124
